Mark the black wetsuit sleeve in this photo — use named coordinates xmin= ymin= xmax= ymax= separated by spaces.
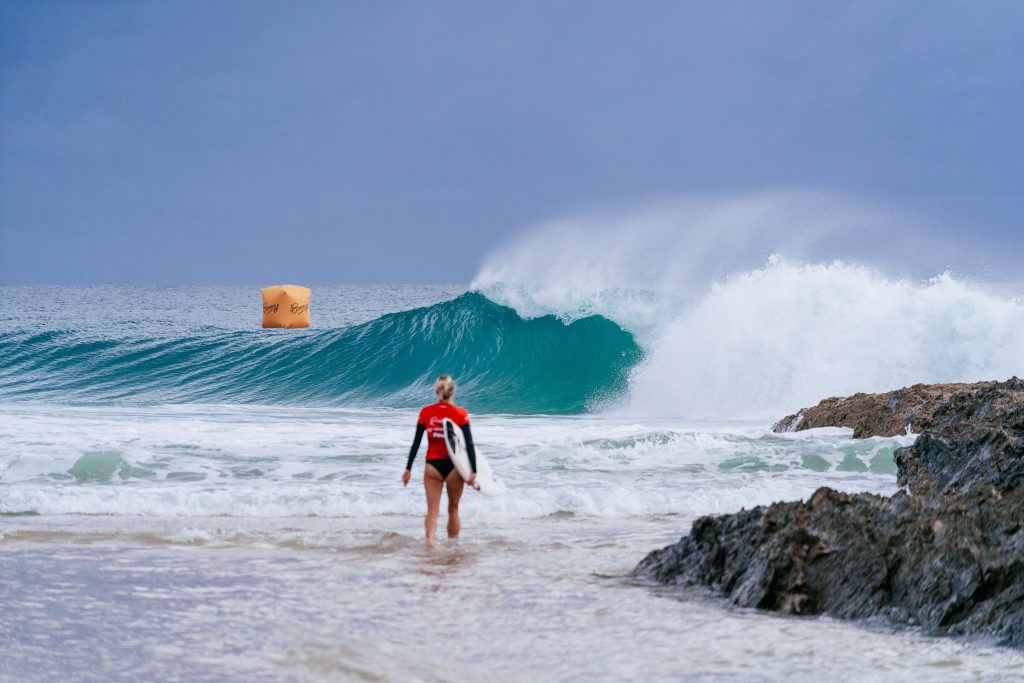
xmin=406 ymin=423 xmax=425 ymax=470
xmin=460 ymin=423 xmax=477 ymax=473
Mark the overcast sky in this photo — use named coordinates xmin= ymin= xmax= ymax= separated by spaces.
xmin=1 ymin=1 xmax=1022 ymax=285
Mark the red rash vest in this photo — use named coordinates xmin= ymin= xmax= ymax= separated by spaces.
xmin=418 ymin=402 xmax=470 ymax=460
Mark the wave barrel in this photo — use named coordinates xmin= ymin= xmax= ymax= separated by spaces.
xmin=261 ymin=285 xmax=311 ymax=328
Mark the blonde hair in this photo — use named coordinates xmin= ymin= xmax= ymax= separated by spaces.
xmin=434 ymin=375 xmax=456 ymax=401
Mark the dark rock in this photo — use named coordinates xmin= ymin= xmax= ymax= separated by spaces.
xmin=636 ymin=486 xmax=1024 ymax=648
xmin=640 ymin=378 xmax=1024 ymax=649
xmin=771 ymin=381 xmax=1007 ymax=438
xmin=894 ymin=377 xmax=1024 ymax=497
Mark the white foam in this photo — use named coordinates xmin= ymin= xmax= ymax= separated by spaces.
xmin=0 ymin=404 xmax=902 ymax=520
xmin=474 ymin=194 xmax=1024 ymax=418
xmin=164 ymin=528 xmax=213 ymax=544
xmin=628 ymin=260 xmax=1024 ymax=418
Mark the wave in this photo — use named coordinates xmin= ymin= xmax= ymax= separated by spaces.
xmin=479 ymin=259 xmax=1024 ymax=418
xmin=626 ymin=260 xmax=1024 ymax=417
xmin=0 ymin=292 xmax=642 ymax=414
xmin=0 ymin=404 xmax=906 ymax=520
xmin=469 ymin=194 xmax=1024 ymax=417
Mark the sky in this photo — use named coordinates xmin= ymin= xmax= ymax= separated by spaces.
xmin=1 ymin=0 xmax=1022 ymax=285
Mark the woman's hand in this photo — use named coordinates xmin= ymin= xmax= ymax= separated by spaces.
xmin=402 ymin=469 xmax=411 ymax=487
xmin=466 ymin=472 xmax=478 ymax=490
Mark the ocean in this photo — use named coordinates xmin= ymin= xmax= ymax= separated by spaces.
xmin=2 ymin=274 xmax=1024 ymax=682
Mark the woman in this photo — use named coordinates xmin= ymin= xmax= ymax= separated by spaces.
xmin=402 ymin=375 xmax=478 ymax=547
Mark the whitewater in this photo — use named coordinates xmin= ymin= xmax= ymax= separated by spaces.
xmin=3 ymin=250 xmax=1024 ymax=680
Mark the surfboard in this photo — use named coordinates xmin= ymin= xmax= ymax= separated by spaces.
xmin=442 ymin=418 xmax=507 ymax=496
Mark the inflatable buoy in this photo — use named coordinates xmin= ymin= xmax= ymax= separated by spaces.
xmin=262 ymin=285 xmax=311 ymax=328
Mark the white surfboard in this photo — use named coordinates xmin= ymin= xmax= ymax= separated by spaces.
xmin=442 ymin=418 xmax=507 ymax=496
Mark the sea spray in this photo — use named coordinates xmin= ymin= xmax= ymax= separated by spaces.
xmin=471 ymin=191 xmax=983 ymax=323
xmin=477 ymin=259 xmax=1024 ymax=418
xmin=475 ymin=262 xmax=1024 ymax=419
xmin=473 ymin=193 xmax=1024 ymax=418
xmin=627 ymin=259 xmax=1024 ymax=418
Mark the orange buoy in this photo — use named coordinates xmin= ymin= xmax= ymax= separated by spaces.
xmin=261 ymin=285 xmax=311 ymax=328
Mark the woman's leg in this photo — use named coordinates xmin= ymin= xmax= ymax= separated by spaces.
xmin=423 ymin=464 xmax=444 ymax=547
xmin=444 ymin=471 xmax=465 ymax=538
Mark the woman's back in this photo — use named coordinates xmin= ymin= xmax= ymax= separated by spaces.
xmin=417 ymin=401 xmax=470 ymax=460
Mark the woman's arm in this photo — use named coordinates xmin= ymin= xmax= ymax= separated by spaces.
xmin=403 ymin=423 xmax=425 ymax=487
xmin=460 ymin=423 xmax=477 ymax=474
xmin=406 ymin=423 xmax=425 ymax=471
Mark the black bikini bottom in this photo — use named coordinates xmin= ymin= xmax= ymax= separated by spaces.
xmin=427 ymin=458 xmax=456 ymax=480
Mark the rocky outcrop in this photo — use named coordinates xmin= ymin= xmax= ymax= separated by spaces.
xmin=893 ymin=378 xmax=1024 ymax=497
xmin=771 ymin=381 xmax=1002 ymax=438
xmin=636 ymin=486 xmax=1024 ymax=648
xmin=637 ymin=378 xmax=1024 ymax=649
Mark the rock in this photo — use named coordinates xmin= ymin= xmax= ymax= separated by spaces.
xmin=636 ymin=486 xmax=1024 ymax=648
xmin=639 ymin=378 xmax=1024 ymax=649
xmin=771 ymin=381 xmax=1005 ymax=438
xmin=894 ymin=377 xmax=1024 ymax=497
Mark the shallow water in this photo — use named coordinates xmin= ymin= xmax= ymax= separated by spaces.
xmin=4 ymin=515 xmax=1023 ymax=683
xmin=3 ymin=406 xmax=1023 ymax=682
